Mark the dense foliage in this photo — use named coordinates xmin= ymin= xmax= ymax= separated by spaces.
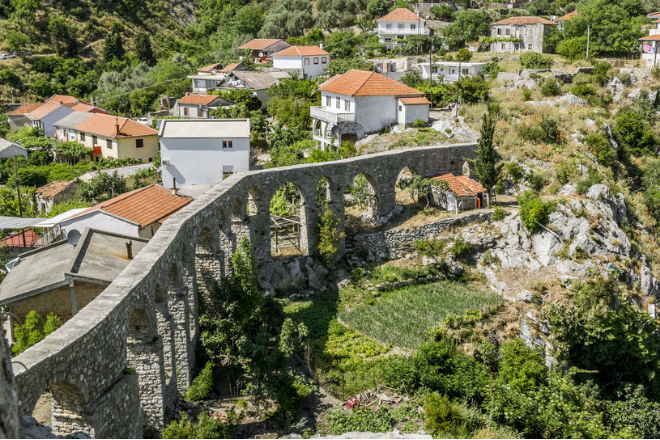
xmin=12 ymin=311 xmax=62 ymax=356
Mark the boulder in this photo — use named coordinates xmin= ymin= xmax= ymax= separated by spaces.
xmin=606 ymin=76 xmax=625 ymax=101
xmin=518 ymin=289 xmax=533 ymax=302
xmin=532 ymin=231 xmax=563 ymax=266
xmin=586 ymin=184 xmax=610 ymax=201
xmin=306 ymin=266 xmax=322 ymax=290
xmin=287 ymin=259 xmax=303 ymax=280
xmin=314 ymin=264 xmax=330 ymax=281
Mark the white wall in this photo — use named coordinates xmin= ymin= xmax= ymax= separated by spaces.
xmin=160 ymin=137 xmax=250 ymax=188
xmin=354 ymin=95 xmax=397 ymax=133
xmin=178 ymin=104 xmax=210 ymax=118
xmin=401 ymin=103 xmax=429 ymax=125
xmin=0 ymin=145 xmax=27 ymax=159
xmin=42 ymin=107 xmax=75 ymax=138
xmin=320 ymin=92 xmax=355 ymax=113
xmin=60 ymin=211 xmax=140 ymax=239
xmin=420 ymin=63 xmax=485 ymax=81
xmin=273 ymin=56 xmax=303 ymax=70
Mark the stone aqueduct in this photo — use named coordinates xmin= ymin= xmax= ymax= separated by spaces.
xmin=10 ymin=143 xmax=475 ymax=438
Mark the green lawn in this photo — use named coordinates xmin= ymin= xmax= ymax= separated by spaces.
xmin=339 ymin=281 xmax=502 ymax=349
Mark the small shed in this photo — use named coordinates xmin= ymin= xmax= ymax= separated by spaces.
xmin=0 ymin=139 xmax=27 ymax=159
xmin=431 ymin=173 xmax=486 ymax=211
xmin=397 ymin=96 xmax=431 ymax=126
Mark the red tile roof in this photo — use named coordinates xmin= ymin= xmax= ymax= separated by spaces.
xmin=556 ymin=10 xmax=578 ymax=21
xmin=220 ymin=62 xmax=241 ymax=73
xmin=35 ymin=180 xmax=78 ymax=199
xmin=319 ymin=70 xmax=424 ymax=97
xmin=74 ymin=114 xmax=158 ymax=138
xmin=649 ymin=11 xmax=660 ymax=17
xmin=46 ymin=95 xmax=86 ymax=104
xmin=24 ymin=101 xmax=68 ymax=120
xmin=177 ymin=94 xmax=221 ymax=105
xmin=0 ymin=229 xmax=40 ymax=248
xmin=640 ymin=35 xmax=660 ymax=40
xmin=10 ymin=103 xmax=44 ymax=116
xmin=273 ymin=45 xmax=330 ymax=56
xmin=379 ymin=8 xmax=421 ymax=21
xmin=432 ymin=173 xmax=486 ymax=196
xmin=238 ymin=39 xmax=286 ymax=50
xmin=492 ymin=16 xmax=556 ymax=25
xmin=198 ymin=63 xmax=223 ymax=72
xmin=70 ymin=184 xmax=191 ymax=227
xmin=399 ymin=97 xmax=431 ymax=105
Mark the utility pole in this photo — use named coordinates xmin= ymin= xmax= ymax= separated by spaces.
xmin=586 ymin=25 xmax=591 ymax=60
xmin=13 ymin=157 xmax=26 ymax=248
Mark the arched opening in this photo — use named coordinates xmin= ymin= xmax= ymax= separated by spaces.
xmin=126 ymin=308 xmax=164 ymax=427
xmin=247 ymin=186 xmax=263 ymax=215
xmin=343 ymin=173 xmax=378 ymax=235
xmin=316 ymin=177 xmax=332 ymax=207
xmin=49 ymin=382 xmax=93 ymax=436
xmin=218 ymin=210 xmax=233 ymax=276
xmin=269 ymin=182 xmax=308 ymax=257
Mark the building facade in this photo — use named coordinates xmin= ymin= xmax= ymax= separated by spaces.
xmin=490 ymin=16 xmax=556 ymax=54
xmin=238 ymin=38 xmax=291 ymax=63
xmin=175 ymin=94 xmax=233 ymax=118
xmin=272 ymin=46 xmax=331 ymax=79
xmin=419 ymin=62 xmax=486 ymax=81
xmin=377 ymin=8 xmax=429 ymax=50
xmin=640 ymin=12 xmax=660 ymax=66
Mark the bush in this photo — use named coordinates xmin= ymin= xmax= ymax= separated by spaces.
xmin=555 ymin=160 xmax=577 ymax=185
xmin=575 ymin=168 xmax=603 ymax=195
xmin=526 ymin=170 xmax=549 ymax=191
xmin=12 ymin=311 xmax=62 ymax=356
xmin=415 ymin=238 xmax=446 ymax=257
xmin=517 ymin=190 xmax=552 ymax=233
xmin=326 ymin=407 xmax=396 ymax=435
xmin=492 ymin=206 xmax=509 ymax=221
xmin=539 ymin=118 xmax=560 ymax=143
xmin=451 ymin=236 xmax=473 ymax=259
xmin=504 ymin=162 xmax=524 ymax=182
xmin=556 ymin=36 xmax=589 ymax=61
xmin=521 ymin=86 xmax=532 ymax=102
xmin=184 ymin=362 xmax=214 ymax=402
xmin=161 ymin=412 xmax=238 ymax=439
xmin=572 ymin=84 xmax=597 ymax=97
xmin=424 ymin=393 xmax=468 ymax=438
xmin=520 ymin=52 xmax=554 ymax=69
xmin=413 ymin=119 xmax=426 ymax=128
xmin=540 ymin=78 xmax=561 ymax=97
xmin=498 ymin=339 xmax=547 ymax=392
xmin=585 ymin=133 xmax=615 ymax=167
xmin=614 ymin=111 xmax=656 ymax=156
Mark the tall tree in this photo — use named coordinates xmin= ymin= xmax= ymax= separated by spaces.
xmin=259 ymin=0 xmax=314 ymax=38
xmin=472 ymin=113 xmax=502 ymax=208
xmin=103 ymin=24 xmax=125 ymax=63
xmin=48 ymin=16 xmax=78 ymax=57
xmin=9 ymin=0 xmax=37 ymax=33
xmin=442 ymin=10 xmax=490 ymax=47
xmin=134 ymin=31 xmax=156 ymax=66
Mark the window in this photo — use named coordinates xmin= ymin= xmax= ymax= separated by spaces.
xmin=501 ymin=43 xmax=505 ymax=49
xmin=497 ymin=28 xmax=501 ymax=35
xmin=386 ymin=24 xmax=391 ymax=30
xmin=336 ymin=97 xmax=340 ymax=109
xmin=222 ymin=140 xmax=233 ymax=149
xmin=431 ymin=66 xmax=438 ymax=74
xmin=326 ymin=96 xmax=331 ymax=106
xmin=106 ymin=139 xmax=113 ymax=149
xmin=92 ymin=135 xmax=97 ymax=145
xmin=148 ymin=157 xmax=153 ymax=162
xmin=462 ymin=69 xmax=468 ymax=75
xmin=451 ymin=69 xmax=456 ymax=74
xmin=344 ymin=100 xmax=350 ymax=111
xmin=136 ymin=139 xmax=144 ymax=149
xmin=197 ymin=108 xmax=203 ymax=117
xmin=528 ymin=44 xmax=533 ymax=50
xmin=80 ymin=133 xmax=85 ymax=142
xmin=314 ymin=57 xmax=319 ymax=64
xmin=304 ymin=58 xmax=310 ymax=65
xmin=398 ymin=105 xmax=402 ymax=111
xmin=398 ymin=23 xmax=404 ymax=29
xmin=505 ymin=28 xmax=510 ymax=36
xmin=183 ymin=107 xmax=189 ymax=116
xmin=385 ymin=37 xmax=391 ymax=42
xmin=322 ymin=57 xmax=327 ymax=64
xmin=411 ymin=24 xmax=416 ymax=30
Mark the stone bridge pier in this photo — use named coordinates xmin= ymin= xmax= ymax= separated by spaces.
xmin=7 ymin=143 xmax=475 ymax=438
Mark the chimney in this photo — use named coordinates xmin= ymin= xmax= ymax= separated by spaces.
xmin=126 ymin=240 xmax=133 ymax=259
xmin=115 ymin=117 xmax=120 ymax=136
xmin=172 ymin=177 xmax=178 ymax=195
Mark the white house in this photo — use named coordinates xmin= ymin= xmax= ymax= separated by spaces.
xmin=640 ymin=12 xmax=660 ymax=66
xmin=238 ymin=39 xmax=291 ymax=63
xmin=377 ymin=8 xmax=429 ymax=50
xmin=0 ymin=138 xmax=27 ymax=159
xmin=490 ymin=16 xmax=556 ymax=54
xmin=272 ymin=46 xmax=330 ymax=79
xmin=419 ymin=62 xmax=486 ymax=81
xmin=159 ymin=119 xmax=251 ymax=189
xmin=175 ymin=94 xmax=233 ymax=118
xmin=219 ymin=71 xmax=289 ymax=109
xmin=311 ymin=70 xmax=430 ymax=148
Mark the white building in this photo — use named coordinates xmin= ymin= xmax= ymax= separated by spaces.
xmin=219 ymin=71 xmax=289 ymax=110
xmin=311 ymin=70 xmax=430 ymax=148
xmin=187 ymin=63 xmax=249 ymax=94
xmin=377 ymin=8 xmax=429 ymax=50
xmin=272 ymin=46 xmax=330 ymax=79
xmin=52 ymin=111 xmax=93 ymax=142
xmin=419 ymin=62 xmax=486 ymax=81
xmin=175 ymin=94 xmax=233 ymax=118
xmin=159 ymin=119 xmax=251 ymax=188
xmin=640 ymin=12 xmax=660 ymax=66
xmin=0 ymin=138 xmax=27 ymax=159
xmin=490 ymin=16 xmax=556 ymax=54
xmin=238 ymin=39 xmax=291 ymax=64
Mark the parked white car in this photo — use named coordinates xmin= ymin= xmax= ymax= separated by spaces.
xmin=136 ymin=117 xmax=150 ymax=126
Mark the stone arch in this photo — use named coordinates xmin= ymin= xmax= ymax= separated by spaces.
xmin=247 ymin=186 xmax=266 ymax=215
xmin=125 ymin=308 xmax=165 ymax=428
xmin=395 ymin=165 xmax=422 ymax=208
xmin=231 ymin=196 xmax=249 ymax=241
xmin=344 ymin=172 xmax=379 ymax=230
xmin=269 ymin=181 xmax=309 ymax=257
xmin=49 ymin=381 xmax=94 ymax=436
xmin=195 ymin=226 xmax=222 ymax=313
xmin=218 ymin=209 xmax=234 ymax=275
xmin=316 ymin=176 xmax=333 ymax=207
xmin=181 ymin=244 xmax=197 ymax=347
xmin=334 ymin=122 xmax=365 ymax=146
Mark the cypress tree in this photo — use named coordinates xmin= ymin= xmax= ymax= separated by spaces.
xmin=473 ymin=113 xmax=502 ymax=208
xmin=134 ymin=31 xmax=156 ymax=66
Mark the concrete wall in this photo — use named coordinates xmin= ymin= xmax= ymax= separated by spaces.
xmin=355 ymin=95 xmax=398 ymax=133
xmin=272 ymin=55 xmax=328 ymax=79
xmin=42 ymin=107 xmax=75 ymax=139
xmin=161 ymin=137 xmax=251 ymax=188
xmin=60 ymin=211 xmax=141 ymax=239
xmin=78 ymin=132 xmax=159 ymax=162
xmin=0 ymin=145 xmax=27 ymax=159
xmin=7 ymin=142 xmax=476 ymax=438
xmin=399 ymin=102 xmax=429 ymax=125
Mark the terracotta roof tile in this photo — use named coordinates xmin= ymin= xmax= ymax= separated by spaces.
xmin=71 ymin=102 xmax=95 ymax=112
xmin=492 ymin=16 xmax=556 ymax=25
xmin=35 ymin=180 xmax=79 ymax=199
xmin=238 ymin=39 xmax=287 ymax=50
xmin=556 ymin=10 xmax=578 ymax=21
xmin=649 ymin=11 xmax=660 ymax=17
xmin=10 ymin=103 xmax=44 ymax=116
xmin=399 ymin=97 xmax=431 ymax=105
xmin=0 ymin=229 xmax=40 ymax=248
xmin=220 ymin=62 xmax=241 ymax=72
xmin=432 ymin=173 xmax=486 ymax=196
xmin=24 ymin=101 xmax=69 ymax=120
xmin=198 ymin=63 xmax=223 ymax=72
xmin=177 ymin=94 xmax=221 ymax=105
xmin=640 ymin=35 xmax=660 ymax=40
xmin=319 ymin=70 xmax=424 ymax=97
xmin=379 ymin=8 xmax=421 ymax=21
xmin=273 ymin=46 xmax=330 ymax=56
xmin=74 ymin=114 xmax=158 ymax=138
xmin=46 ymin=94 xmax=86 ymax=104
xmin=71 ymin=184 xmax=191 ymax=227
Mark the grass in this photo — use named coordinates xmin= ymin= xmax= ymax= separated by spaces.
xmin=338 ymin=281 xmax=503 ymax=349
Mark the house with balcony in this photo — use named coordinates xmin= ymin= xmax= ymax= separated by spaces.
xmin=555 ymin=10 xmax=578 ymax=30
xmin=272 ymin=46 xmax=330 ymax=79
xmin=490 ymin=16 xmax=556 ymax=54
xmin=175 ymin=94 xmax=233 ymax=118
xmin=311 ymin=70 xmax=430 ymax=148
xmin=419 ymin=61 xmax=486 ymax=81
xmin=377 ymin=8 xmax=429 ymax=50
xmin=238 ymin=39 xmax=291 ymax=63
xmin=640 ymin=12 xmax=660 ymax=66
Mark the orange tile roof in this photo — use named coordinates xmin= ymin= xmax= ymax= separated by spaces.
xmin=653 ymin=19 xmax=660 ymax=23
xmin=319 ymin=70 xmax=424 ymax=97
xmin=10 ymin=103 xmax=44 ymax=116
xmin=556 ymin=10 xmax=578 ymax=21
xmin=640 ymin=35 xmax=660 ymax=40
xmin=220 ymin=62 xmax=241 ymax=72
xmin=198 ymin=63 xmax=223 ymax=72
xmin=238 ymin=39 xmax=286 ymax=50
xmin=71 ymin=102 xmax=95 ymax=112
xmin=74 ymin=114 xmax=158 ymax=138
xmin=399 ymin=97 xmax=431 ymax=105
xmin=379 ymin=8 xmax=421 ymax=21
xmin=71 ymin=184 xmax=191 ymax=227
xmin=177 ymin=94 xmax=221 ymax=105
xmin=0 ymin=229 xmax=40 ymax=248
xmin=24 ymin=101 xmax=68 ymax=120
xmin=273 ymin=45 xmax=330 ymax=56
xmin=35 ymin=180 xmax=78 ymax=199
xmin=46 ymin=95 xmax=86 ymax=104
xmin=432 ymin=173 xmax=486 ymax=196
xmin=649 ymin=11 xmax=660 ymax=17
xmin=492 ymin=16 xmax=556 ymax=25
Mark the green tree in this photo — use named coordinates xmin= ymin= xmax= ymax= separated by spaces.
xmin=520 ymin=52 xmax=554 ymax=69
xmin=430 ymin=5 xmax=456 ymax=21
xmin=12 ymin=311 xmax=62 ymax=356
xmin=472 ymin=113 xmax=501 ymax=207
xmin=134 ymin=31 xmax=156 ymax=67
xmin=326 ymin=57 xmax=373 ymax=76
xmin=9 ymin=0 xmax=37 ymax=33
xmin=367 ymin=0 xmax=390 ymax=18
xmin=259 ymin=0 xmax=314 ymax=38
xmin=317 ymin=203 xmax=345 ymax=261
xmin=442 ymin=10 xmax=490 ymax=47
xmin=614 ymin=110 xmax=656 ymax=156
xmin=556 ymin=36 xmax=589 ymax=61
xmin=5 ymin=31 xmax=28 ymax=52
xmin=48 ymin=16 xmax=77 ymax=57
xmin=79 ymin=171 xmax=127 ymax=202
xmin=103 ymin=24 xmax=125 ymax=63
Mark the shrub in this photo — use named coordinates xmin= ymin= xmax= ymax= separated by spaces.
xmin=539 ymin=118 xmax=560 ymax=143
xmin=161 ymin=412 xmax=238 ymax=439
xmin=614 ymin=111 xmax=656 ymax=157
xmin=526 ymin=170 xmax=549 ymax=191
xmin=556 ymin=36 xmax=589 ymax=61
xmin=424 ymin=393 xmax=468 ymax=438
xmin=575 ymin=168 xmax=603 ymax=194
xmin=498 ymin=339 xmax=547 ymax=392
xmin=415 ymin=238 xmax=446 ymax=257
xmin=184 ymin=362 xmax=214 ymax=402
xmin=517 ymin=190 xmax=552 ymax=233
xmin=585 ymin=133 xmax=615 ymax=167
xmin=492 ymin=206 xmax=509 ymax=221
xmin=521 ymin=86 xmax=532 ymax=102
xmin=504 ymin=162 xmax=524 ymax=182
xmin=317 ymin=204 xmax=346 ymax=262
xmin=413 ymin=119 xmax=426 ymax=128
xmin=451 ymin=236 xmax=473 ymax=259
xmin=326 ymin=407 xmax=396 ymax=435
xmin=12 ymin=311 xmax=62 ymax=356
xmin=541 ymin=78 xmax=561 ymax=97
xmin=572 ymin=84 xmax=597 ymax=97
xmin=520 ymin=52 xmax=554 ymax=69
xmin=555 ymin=160 xmax=577 ymax=185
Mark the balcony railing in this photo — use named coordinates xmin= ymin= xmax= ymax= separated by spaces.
xmin=378 ymin=27 xmax=430 ymax=35
xmin=310 ymin=106 xmax=355 ymax=124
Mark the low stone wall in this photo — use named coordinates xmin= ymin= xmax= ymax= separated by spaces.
xmin=354 ymin=211 xmax=493 ymax=261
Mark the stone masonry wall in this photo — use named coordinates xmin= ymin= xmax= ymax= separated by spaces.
xmin=4 ymin=143 xmax=475 ymax=438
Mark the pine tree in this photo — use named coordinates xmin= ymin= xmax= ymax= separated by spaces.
xmin=134 ymin=31 xmax=156 ymax=67
xmin=103 ymin=26 xmax=125 ymax=63
xmin=473 ymin=113 xmax=502 ymax=208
